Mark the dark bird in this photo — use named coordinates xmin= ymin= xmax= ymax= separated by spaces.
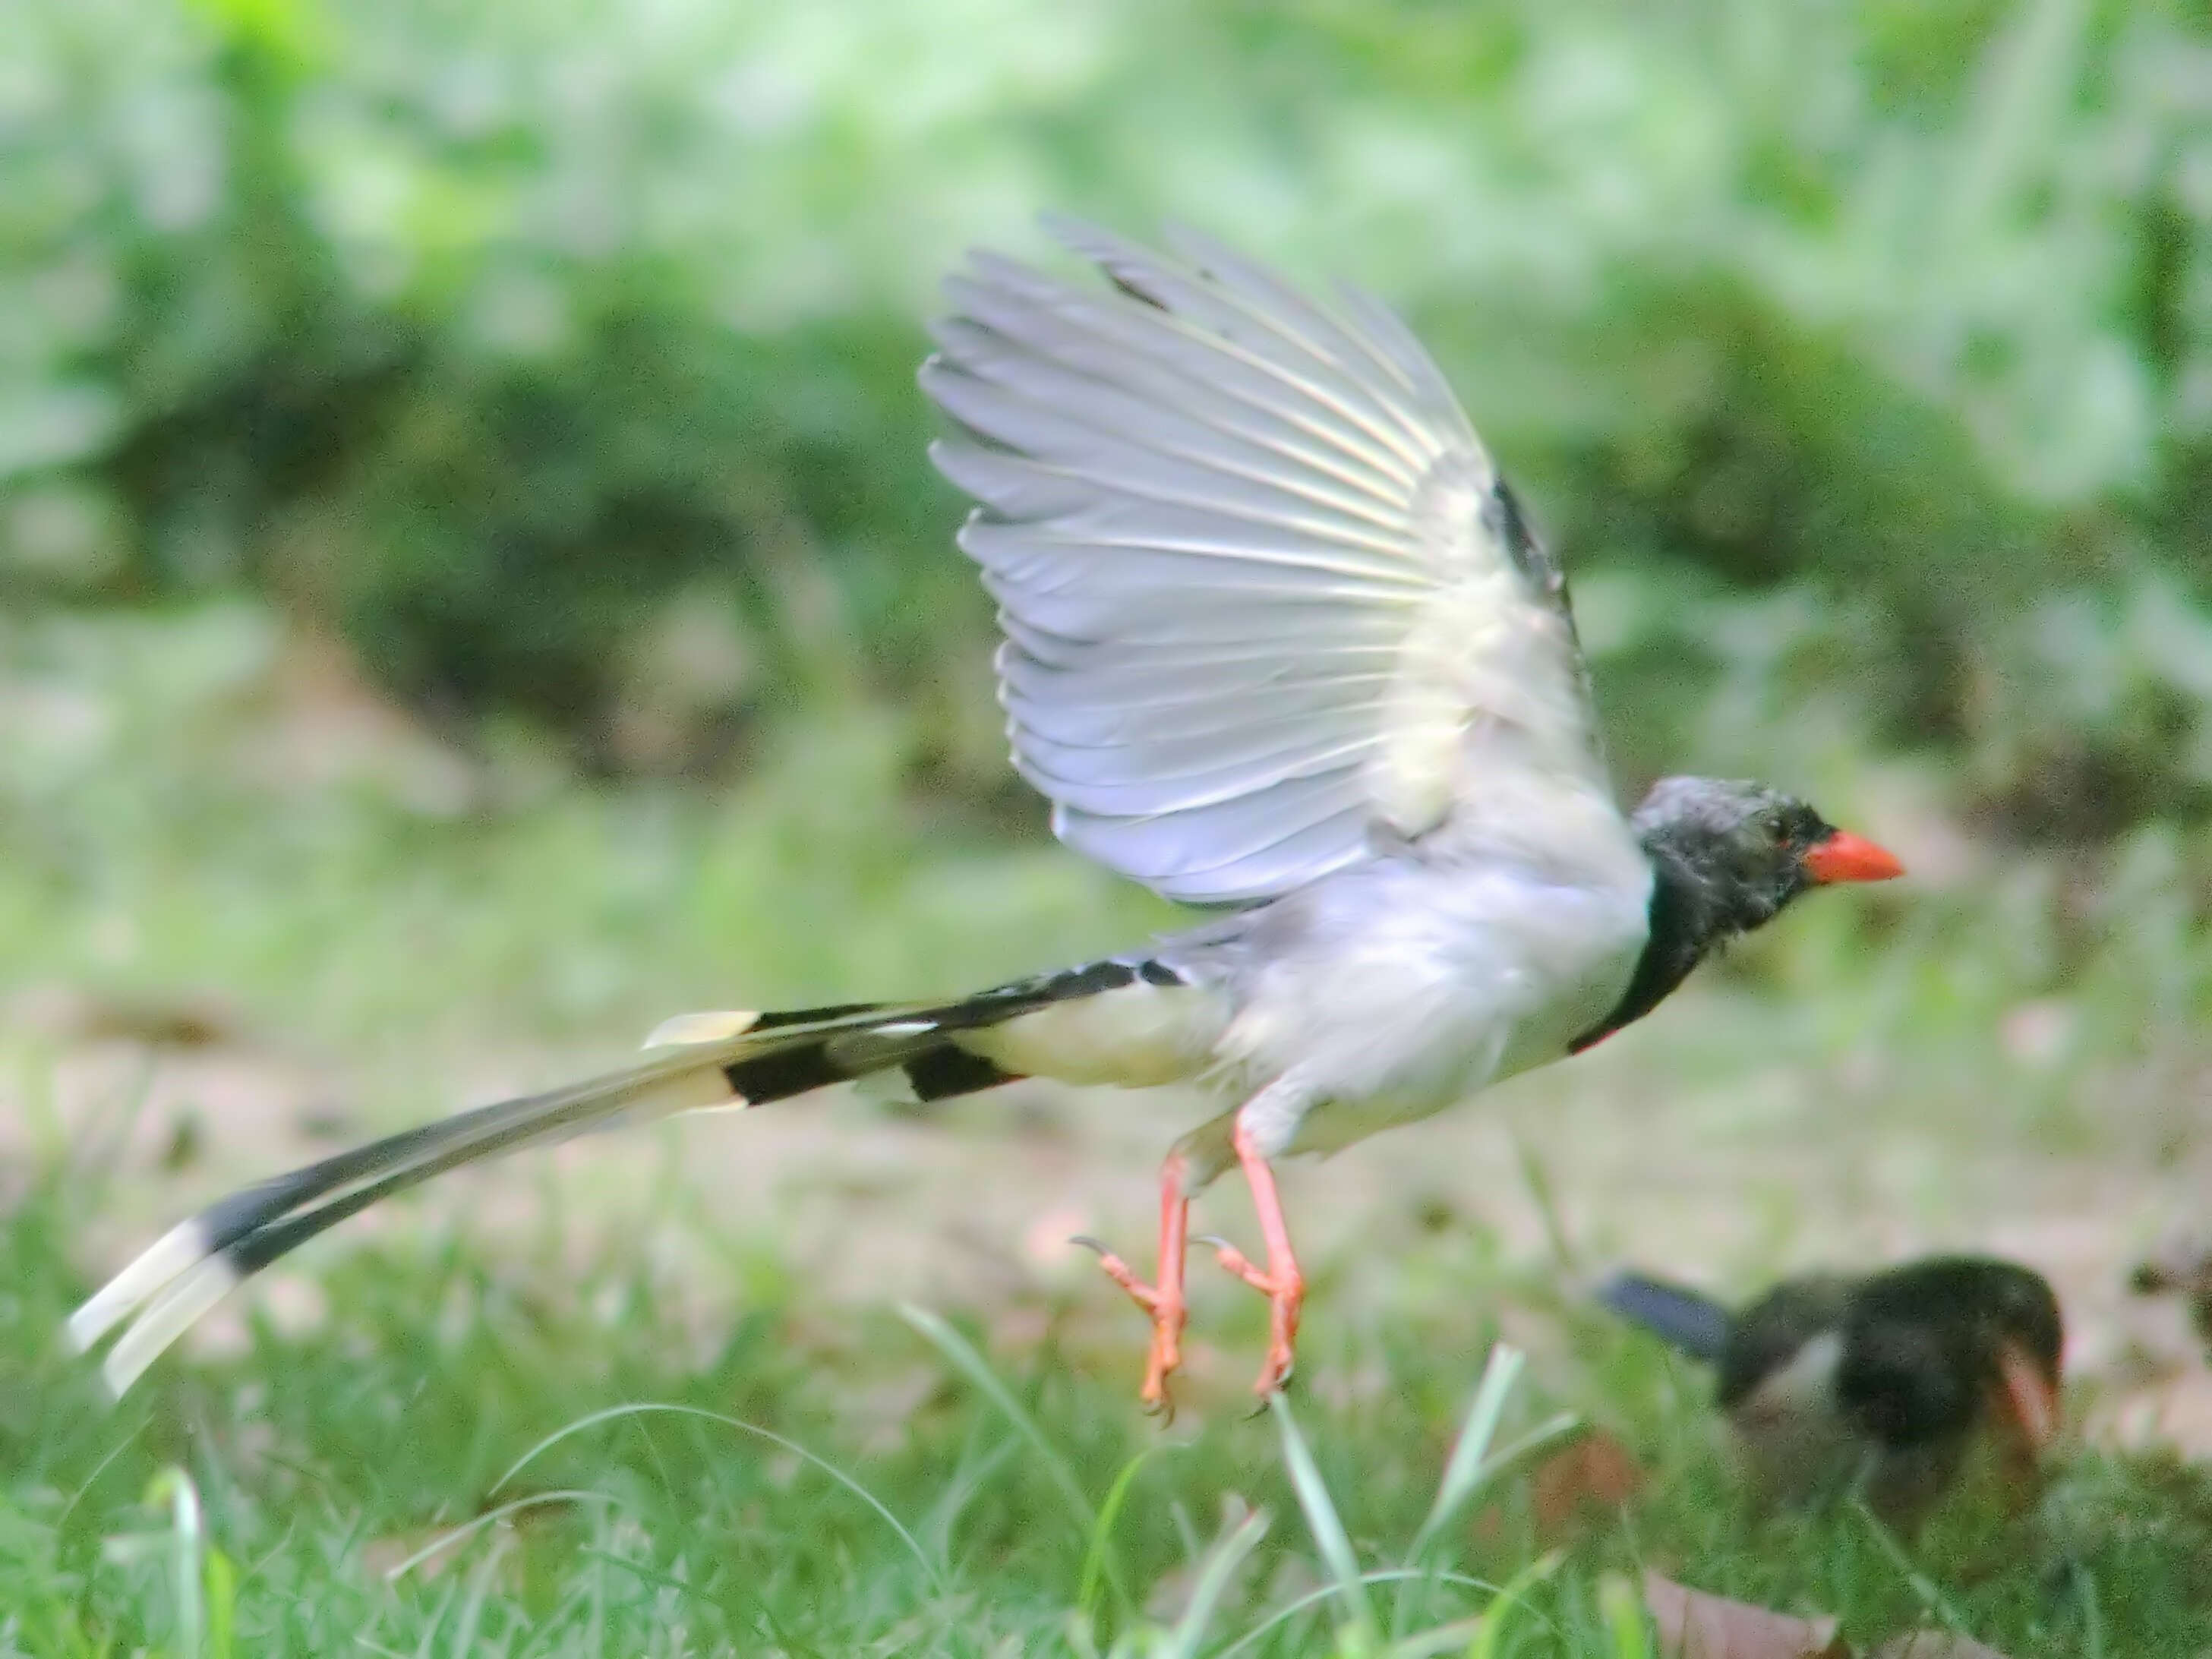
xmin=1598 ymin=1257 xmax=2063 ymax=1525
xmin=68 ymin=219 xmax=1903 ymax=1412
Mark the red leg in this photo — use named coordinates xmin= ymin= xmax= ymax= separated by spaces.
xmin=1207 ymin=1122 xmax=1304 ymax=1398
xmin=1078 ymin=1153 xmax=1190 ymax=1415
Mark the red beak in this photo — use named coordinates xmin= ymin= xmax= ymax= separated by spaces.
xmin=1800 ymin=830 xmax=1904 ymax=885
xmin=1993 ymin=1340 xmax=2060 ymax=1456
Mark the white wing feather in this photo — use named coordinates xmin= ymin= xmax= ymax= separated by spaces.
xmin=920 ymin=219 xmax=1612 ymax=904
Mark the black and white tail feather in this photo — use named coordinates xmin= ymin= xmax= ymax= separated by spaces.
xmin=67 ymin=955 xmax=1192 ymax=1398
xmin=1594 ymin=1269 xmax=1734 ymax=1364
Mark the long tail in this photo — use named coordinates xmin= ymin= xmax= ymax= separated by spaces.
xmin=68 ymin=955 xmax=1197 ymax=1398
xmin=1593 ymin=1269 xmax=1734 ymax=1364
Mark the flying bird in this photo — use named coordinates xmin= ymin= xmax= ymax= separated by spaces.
xmin=1597 ymin=1257 xmax=2063 ymax=1525
xmin=68 ymin=219 xmax=1904 ymax=1413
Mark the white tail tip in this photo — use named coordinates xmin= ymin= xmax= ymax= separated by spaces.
xmin=101 ymin=1254 xmax=245 ymax=1399
xmin=67 ymin=1219 xmax=213 ymax=1355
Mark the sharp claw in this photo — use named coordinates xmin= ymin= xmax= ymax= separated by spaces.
xmin=1193 ymin=1233 xmax=1235 ymax=1252
xmin=1247 ymin=1362 xmax=1293 ymax=1408
xmin=1068 ymin=1235 xmax=1109 ymax=1256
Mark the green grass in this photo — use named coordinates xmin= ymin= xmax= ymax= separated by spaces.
xmin=11 ymin=1160 xmax=2212 ymax=1656
xmin=7 ymin=611 xmax=2212 ymax=1653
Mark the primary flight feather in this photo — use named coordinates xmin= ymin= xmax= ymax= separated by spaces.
xmin=70 ymin=219 xmax=1902 ymax=1411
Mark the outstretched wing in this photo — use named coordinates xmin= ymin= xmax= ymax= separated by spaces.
xmin=921 ymin=217 xmax=1611 ymax=904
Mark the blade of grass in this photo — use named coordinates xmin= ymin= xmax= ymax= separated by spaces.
xmin=1218 ymin=1569 xmax=1516 ymax=1657
xmin=918 ymin=1435 xmax=1018 ymax=1571
xmin=1406 ymin=1345 xmax=1526 ymax=1566
xmin=1465 ymin=1550 xmax=1563 ymax=1659
xmin=204 ymin=1546 xmax=235 ymax=1659
xmin=55 ymin=1420 xmax=151 ymax=1537
xmin=1598 ymin=1572 xmax=1651 ymax=1659
xmin=2068 ymin=1560 xmax=2104 ymax=1659
xmin=1160 ymin=1504 xmax=1273 ymax=1659
xmin=1081 ymin=1443 xmax=1179 ymax=1629
xmin=490 ymin=1399 xmax=939 ymax=1587
xmin=1397 ymin=1345 xmax=1575 ymax=1635
xmin=1404 ymin=1399 xmax=1581 ymax=1631
xmin=898 ymin=1304 xmax=1094 ymax=1532
xmin=445 ymin=1534 xmax=509 ymax=1659
xmin=1382 ymin=1619 xmax=1485 ymax=1657
xmin=407 ymin=1571 xmax=460 ymax=1659
xmin=1475 ymin=1413 xmax=1580 ymax=1479
xmin=1511 ymin=1130 xmax=1579 ymax=1272
xmin=1851 ymin=1497 xmax=1971 ymax=1638
xmin=383 ymin=1490 xmax=616 ymax=1581
xmin=1269 ymin=1391 xmax=1377 ymax=1645
xmin=146 ymin=1468 xmax=204 ymax=1659
xmin=900 ymin=1302 xmax=1125 ymax=1610
xmin=1168 ymin=1498 xmax=1203 ymax=1563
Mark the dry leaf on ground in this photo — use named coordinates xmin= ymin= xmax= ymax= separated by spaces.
xmin=1530 ymin=1427 xmax=1646 ymax=1540
xmin=1469 ymin=1426 xmax=1646 ymax=1547
xmin=1643 ymin=1572 xmax=1847 ymax=1659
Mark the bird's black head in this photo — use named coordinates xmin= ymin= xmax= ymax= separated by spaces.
xmin=1631 ymin=776 xmax=1904 ymax=939
xmin=1838 ymin=1257 xmax=2063 ymax=1453
xmin=1567 ymin=777 xmax=1904 ymax=1053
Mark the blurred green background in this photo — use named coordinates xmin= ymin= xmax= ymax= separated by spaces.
xmin=8 ymin=0 xmax=2207 ymax=829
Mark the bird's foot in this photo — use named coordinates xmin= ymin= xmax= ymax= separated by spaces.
xmin=1071 ymin=1235 xmax=1187 ymax=1418
xmin=1197 ymin=1234 xmax=1303 ymax=1398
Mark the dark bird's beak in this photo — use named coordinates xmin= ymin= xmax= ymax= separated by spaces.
xmin=1991 ymin=1339 xmax=2060 ymax=1455
xmin=1800 ymin=831 xmax=1905 ymax=885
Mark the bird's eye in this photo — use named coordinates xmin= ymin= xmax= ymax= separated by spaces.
xmin=1766 ymin=816 xmax=1791 ymax=848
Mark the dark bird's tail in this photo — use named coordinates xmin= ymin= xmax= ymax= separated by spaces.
xmin=68 ymin=955 xmax=1201 ymax=1397
xmin=1594 ymin=1269 xmax=1734 ymax=1364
